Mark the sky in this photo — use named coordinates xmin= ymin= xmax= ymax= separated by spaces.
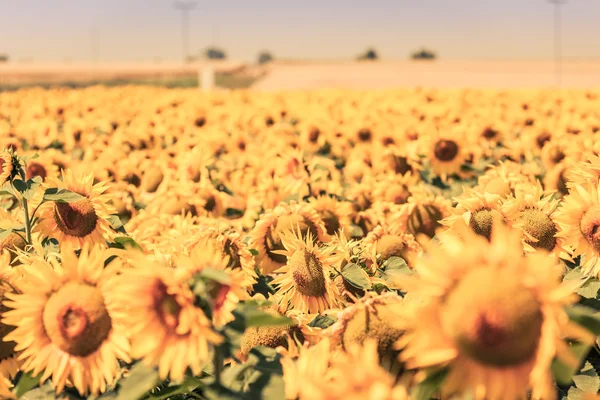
xmin=1 ymin=0 xmax=599 ymax=63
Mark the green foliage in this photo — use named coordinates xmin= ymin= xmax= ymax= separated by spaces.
xmin=340 ymin=263 xmax=371 ymax=289
xmin=357 ymin=47 xmax=378 ymax=61
xmin=411 ymin=47 xmax=437 ymax=60
xmin=205 ymin=47 xmax=227 ymax=60
xmin=258 ymin=51 xmax=274 ymax=65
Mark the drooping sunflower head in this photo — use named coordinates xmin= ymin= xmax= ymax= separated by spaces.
xmin=0 ymin=150 xmax=17 ymax=187
xmin=308 ymin=195 xmax=352 ymax=236
xmin=331 ymin=293 xmax=405 ymax=375
xmin=396 ymin=190 xmax=452 ymax=242
xmin=397 ymin=221 xmax=587 ymax=400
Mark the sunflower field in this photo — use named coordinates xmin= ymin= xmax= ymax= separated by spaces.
xmin=0 ymin=86 xmax=599 ymax=399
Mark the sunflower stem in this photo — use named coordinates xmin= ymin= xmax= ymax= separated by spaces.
xmin=213 ymin=348 xmax=222 ymax=385
xmin=22 ymin=198 xmax=32 ymax=244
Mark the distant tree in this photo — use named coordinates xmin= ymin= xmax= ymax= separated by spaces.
xmin=357 ymin=48 xmax=378 ymax=61
xmin=0 ymin=54 xmax=8 ymax=63
xmin=258 ymin=51 xmax=274 ymax=65
xmin=411 ymin=48 xmax=437 ymax=60
xmin=205 ymin=47 xmax=227 ymax=60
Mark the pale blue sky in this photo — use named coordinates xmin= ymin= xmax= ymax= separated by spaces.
xmin=1 ymin=0 xmax=599 ymax=62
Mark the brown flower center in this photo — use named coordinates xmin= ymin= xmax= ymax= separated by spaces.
xmin=54 ymin=198 xmax=98 ymax=237
xmin=290 ymin=249 xmax=326 ymax=297
xmin=318 ymin=209 xmax=340 ymax=235
xmin=43 ymin=282 xmax=111 ymax=357
xmin=27 ymin=162 xmax=47 ymax=180
xmin=151 ymin=281 xmax=181 ymax=331
xmin=580 ymin=205 xmax=600 ymax=252
xmin=434 ymin=139 xmax=459 ymax=162
xmin=469 ymin=208 xmax=495 ymax=240
xmin=518 ymin=209 xmax=557 ymax=251
xmin=442 ymin=267 xmax=543 ymax=367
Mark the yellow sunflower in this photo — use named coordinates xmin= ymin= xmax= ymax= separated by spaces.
xmin=251 ymin=202 xmax=328 ymax=275
xmin=396 ymin=221 xmax=591 ymax=400
xmin=502 ymin=183 xmax=562 ymax=255
xmin=362 ymin=225 xmax=421 ymax=268
xmin=424 ymin=127 xmax=470 ymax=182
xmin=270 ymin=229 xmax=343 ymax=314
xmin=394 ymin=189 xmax=452 ymax=242
xmin=0 ymin=269 xmax=21 ymax=399
xmin=330 ymin=293 xmax=405 ymax=376
xmin=308 ymin=195 xmax=353 ymax=237
xmin=110 ymin=252 xmax=222 ymax=382
xmin=2 ymin=246 xmax=130 ymax=396
xmin=35 ymin=170 xmax=116 ymax=249
xmin=0 ymin=150 xmax=16 ymax=187
xmin=0 ymin=209 xmax=27 ymax=266
xmin=554 ymin=182 xmax=600 ymax=276
xmin=280 ymin=337 xmax=408 ymax=400
xmin=441 ymin=189 xmax=506 ymax=241
xmin=567 ymin=153 xmax=600 ymax=188
xmin=171 ymin=238 xmax=248 ymax=327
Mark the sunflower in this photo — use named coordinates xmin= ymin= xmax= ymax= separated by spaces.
xmin=0 ymin=272 xmax=21 ymax=399
xmin=110 ymin=252 xmax=222 ymax=382
xmin=502 ymin=183 xmax=562 ymax=255
xmin=308 ymin=195 xmax=353 ymax=237
xmin=396 ymin=220 xmax=592 ymax=400
xmin=270 ymin=229 xmax=343 ymax=314
xmin=475 ymin=161 xmax=539 ymax=197
xmin=424 ymin=127 xmax=470 ymax=182
xmin=0 ymin=209 xmax=27 ymax=266
xmin=171 ymin=238 xmax=249 ymax=327
xmin=0 ymin=150 xmax=16 ymax=187
xmin=251 ymin=202 xmax=328 ymax=275
xmin=441 ymin=189 xmax=506 ymax=241
xmin=331 ymin=293 xmax=405 ymax=375
xmin=566 ymin=153 xmax=600 ymax=188
xmin=554 ymin=182 xmax=600 ymax=276
xmin=35 ymin=170 xmax=116 ymax=249
xmin=362 ymin=225 xmax=421 ymax=268
xmin=281 ymin=337 xmax=408 ymax=400
xmin=394 ymin=189 xmax=452 ymax=242
xmin=2 ymin=246 xmax=130 ymax=396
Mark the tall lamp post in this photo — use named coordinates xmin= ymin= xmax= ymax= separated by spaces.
xmin=548 ymin=0 xmax=567 ymax=87
xmin=174 ymin=1 xmax=197 ymax=64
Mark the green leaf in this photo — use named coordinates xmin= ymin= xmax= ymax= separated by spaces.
xmin=383 ymin=256 xmax=411 ymax=274
xmin=412 ymin=367 xmax=448 ymax=400
xmin=14 ymin=371 xmax=42 ymax=398
xmin=308 ymin=314 xmax=337 ymax=329
xmin=566 ymin=305 xmax=600 ymax=335
xmin=107 ymin=215 xmax=126 ymax=233
xmin=249 ymin=248 xmax=259 ymax=256
xmin=577 ymin=279 xmax=600 ymax=299
xmin=19 ymin=383 xmax=56 ymax=400
xmin=567 ymin=386 xmax=586 ymax=400
xmin=341 ymin=263 xmax=370 ymax=289
xmin=112 ymin=236 xmax=143 ymax=251
xmin=42 ymin=188 xmax=85 ymax=203
xmin=551 ymin=341 xmax=591 ymax=385
xmin=229 ymin=303 xmax=293 ymax=332
xmin=12 ymin=179 xmax=27 ymax=193
xmin=198 ymin=268 xmax=231 ymax=285
xmin=0 ymin=229 xmax=13 ymax=241
xmin=146 ymin=376 xmax=202 ymax=399
xmin=11 ymin=177 xmax=42 ymax=201
xmin=116 ymin=363 xmax=159 ymax=400
xmin=572 ymin=361 xmax=600 ymax=394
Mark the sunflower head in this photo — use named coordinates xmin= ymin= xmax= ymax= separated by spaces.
xmin=407 ymin=204 xmax=443 ymax=239
xmin=517 ymin=208 xmax=557 ymax=251
xmin=468 ymin=208 xmax=495 ymax=240
xmin=0 ymin=282 xmax=16 ymax=361
xmin=54 ymin=199 xmax=98 ymax=238
xmin=287 ymin=242 xmax=327 ymax=298
xmin=265 ymin=215 xmax=318 ymax=264
xmin=580 ymin=204 xmax=600 ymax=252
xmin=0 ymin=150 xmax=17 ymax=186
xmin=441 ymin=266 xmax=543 ymax=366
xmin=375 ymin=235 xmax=410 ymax=262
xmin=43 ymin=281 xmax=111 ymax=357
xmin=433 ymin=139 xmax=459 ymax=162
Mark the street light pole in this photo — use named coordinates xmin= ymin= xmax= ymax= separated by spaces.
xmin=548 ymin=0 xmax=567 ymax=87
xmin=174 ymin=1 xmax=197 ymax=64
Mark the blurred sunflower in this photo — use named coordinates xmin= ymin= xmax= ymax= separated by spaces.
xmin=3 ymin=246 xmax=130 ymax=396
xmin=396 ymin=221 xmax=590 ymax=400
xmin=111 ymin=252 xmax=221 ymax=381
xmin=555 ymin=182 xmax=600 ymax=276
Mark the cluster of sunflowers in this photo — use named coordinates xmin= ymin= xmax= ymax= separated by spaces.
xmin=0 ymin=86 xmax=599 ymax=399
